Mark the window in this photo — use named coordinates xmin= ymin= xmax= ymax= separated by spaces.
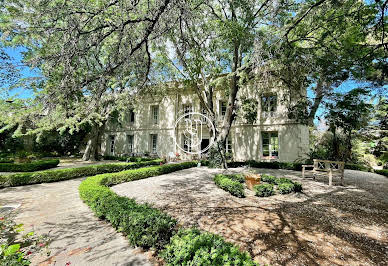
xmin=226 ymin=137 xmax=232 ymax=153
xmin=261 ymin=95 xmax=277 ymax=113
xmin=150 ymin=134 xmax=158 ymax=154
xmin=220 ymin=100 xmax=227 ymax=117
xmin=262 ymin=132 xmax=279 ymax=158
xmin=127 ymin=135 xmax=134 ymax=153
xmin=182 ymin=134 xmax=192 ymax=152
xmin=129 ymin=109 xmax=135 ymax=124
xmin=151 ymin=105 xmax=159 ymax=125
xmin=183 ymin=104 xmax=193 ymax=118
xmin=109 ymin=135 xmax=115 ymax=154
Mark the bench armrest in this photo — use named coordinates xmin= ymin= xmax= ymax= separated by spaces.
xmin=302 ymin=165 xmax=314 ymax=168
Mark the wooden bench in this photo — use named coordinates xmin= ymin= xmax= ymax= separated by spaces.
xmin=302 ymin=159 xmax=345 ymax=186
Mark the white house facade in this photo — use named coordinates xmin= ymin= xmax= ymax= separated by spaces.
xmin=101 ymin=81 xmax=309 ymax=163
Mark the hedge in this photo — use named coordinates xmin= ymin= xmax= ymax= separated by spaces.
xmin=227 ymin=160 xmax=304 ymax=171
xmin=0 ymin=159 xmax=162 ymax=188
xmin=103 ymin=155 xmax=157 ymax=162
xmin=214 ymin=174 xmax=245 ymax=198
xmin=278 ymin=183 xmax=295 ymax=194
xmin=375 ymin=169 xmax=388 ymax=177
xmin=345 ymin=163 xmax=372 ymax=172
xmin=0 ymin=159 xmax=59 ymax=172
xmin=160 ymin=228 xmax=257 ymax=266
xmin=79 ymin=161 xmax=197 ymax=249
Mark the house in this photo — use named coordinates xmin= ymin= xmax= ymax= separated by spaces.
xmin=101 ymin=79 xmax=309 ymax=162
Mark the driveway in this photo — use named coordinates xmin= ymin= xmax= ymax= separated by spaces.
xmin=0 ymin=178 xmax=151 ymax=266
xmin=113 ymin=167 xmax=388 ymax=266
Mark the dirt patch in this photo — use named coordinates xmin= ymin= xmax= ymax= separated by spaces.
xmin=113 ymin=167 xmax=388 ymax=266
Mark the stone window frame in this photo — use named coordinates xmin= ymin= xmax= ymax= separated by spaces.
xmin=261 ymin=131 xmax=279 ymax=158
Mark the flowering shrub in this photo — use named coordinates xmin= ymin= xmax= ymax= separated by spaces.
xmin=0 ymin=214 xmax=50 ymax=265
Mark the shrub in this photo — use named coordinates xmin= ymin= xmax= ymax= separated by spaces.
xmin=214 ymin=174 xmax=245 ymax=198
xmin=261 ymin=174 xmax=277 ymax=184
xmin=103 ymin=155 xmax=156 ymax=162
xmin=0 ymin=160 xmax=162 ymax=188
xmin=79 ymin=161 xmax=197 ymax=249
xmin=375 ymin=169 xmax=388 ymax=177
xmin=0 ymin=159 xmax=59 ymax=172
xmin=253 ymin=183 xmax=274 ymax=197
xmin=275 ymin=177 xmax=293 ymax=185
xmin=0 ymin=158 xmax=13 ymax=163
xmin=160 ymin=228 xmax=257 ymax=266
xmin=293 ymin=181 xmax=303 ymax=192
xmin=345 ymin=163 xmax=372 ymax=172
xmin=278 ymin=183 xmax=295 ymax=194
xmin=227 ymin=161 xmax=304 ymax=171
xmin=227 ymin=174 xmax=245 ymax=183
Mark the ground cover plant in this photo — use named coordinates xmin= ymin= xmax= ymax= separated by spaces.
xmin=160 ymin=228 xmax=257 ymax=266
xmin=0 ymin=213 xmax=50 ymax=265
xmin=254 ymin=183 xmax=274 ymax=197
xmin=214 ymin=174 xmax=245 ymax=197
xmin=0 ymin=159 xmax=59 ymax=172
xmin=0 ymin=159 xmax=162 ymax=188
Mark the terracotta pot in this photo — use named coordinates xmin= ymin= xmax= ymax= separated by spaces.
xmin=245 ymin=174 xmax=261 ymax=190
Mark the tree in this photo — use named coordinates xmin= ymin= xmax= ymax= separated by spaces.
xmin=0 ymin=0 xmax=176 ymax=160
xmin=324 ymin=88 xmax=373 ymax=162
xmin=279 ymin=0 xmax=387 ymax=126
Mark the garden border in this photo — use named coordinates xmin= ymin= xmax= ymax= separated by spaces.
xmin=0 ymin=159 xmax=60 ymax=172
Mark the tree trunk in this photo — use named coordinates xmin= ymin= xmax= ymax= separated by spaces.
xmin=307 ymin=79 xmax=331 ymax=126
xmin=82 ymin=123 xmax=105 ymax=161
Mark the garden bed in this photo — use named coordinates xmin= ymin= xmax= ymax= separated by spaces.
xmin=113 ymin=167 xmax=388 ymax=265
xmin=0 ymin=159 xmax=60 ymax=172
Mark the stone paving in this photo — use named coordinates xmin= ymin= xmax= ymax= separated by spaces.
xmin=0 ymin=177 xmax=151 ymax=266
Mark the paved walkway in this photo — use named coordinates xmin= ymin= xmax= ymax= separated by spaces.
xmin=0 ymin=178 xmax=151 ymax=266
xmin=113 ymin=167 xmax=388 ymax=266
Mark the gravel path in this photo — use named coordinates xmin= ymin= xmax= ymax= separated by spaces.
xmin=113 ymin=167 xmax=388 ymax=266
xmin=0 ymin=178 xmax=151 ymax=266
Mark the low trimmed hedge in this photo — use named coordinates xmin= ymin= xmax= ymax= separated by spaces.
xmin=79 ymin=161 xmax=197 ymax=249
xmin=214 ymin=174 xmax=245 ymax=198
xmin=375 ymin=169 xmax=388 ymax=177
xmin=0 ymin=158 xmax=14 ymax=163
xmin=345 ymin=163 xmax=372 ymax=172
xmin=103 ymin=155 xmax=156 ymax=162
xmin=254 ymin=183 xmax=274 ymax=197
xmin=160 ymin=228 xmax=257 ymax=265
xmin=261 ymin=174 xmax=277 ymax=184
xmin=0 ymin=159 xmax=59 ymax=172
xmin=227 ymin=160 xmax=304 ymax=171
xmin=0 ymin=160 xmax=162 ymax=188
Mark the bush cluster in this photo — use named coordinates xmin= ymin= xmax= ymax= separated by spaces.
xmin=0 ymin=159 xmax=59 ymax=172
xmin=278 ymin=183 xmax=295 ymax=194
xmin=375 ymin=169 xmax=388 ymax=177
xmin=214 ymin=174 xmax=245 ymax=198
xmin=79 ymin=161 xmax=197 ymax=249
xmin=254 ymin=183 xmax=274 ymax=197
xmin=160 ymin=228 xmax=257 ymax=266
xmin=0 ymin=160 xmax=162 ymax=188
xmin=255 ymin=175 xmax=302 ymax=197
xmin=102 ymin=155 xmax=157 ymax=162
xmin=345 ymin=163 xmax=372 ymax=172
xmin=227 ymin=161 xmax=305 ymax=171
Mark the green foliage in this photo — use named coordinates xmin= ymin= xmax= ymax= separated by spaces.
xmin=345 ymin=163 xmax=372 ymax=172
xmin=0 ymin=160 xmax=162 ymax=188
xmin=241 ymin=98 xmax=258 ymax=124
xmin=253 ymin=183 xmax=274 ymax=197
xmin=102 ymin=155 xmax=157 ymax=162
xmin=0 ymin=159 xmax=59 ymax=172
xmin=275 ymin=177 xmax=293 ymax=185
xmin=214 ymin=174 xmax=245 ymax=198
xmin=160 ymin=228 xmax=257 ymax=266
xmin=293 ymin=182 xmax=303 ymax=192
xmin=375 ymin=169 xmax=388 ymax=177
xmin=0 ymin=214 xmax=50 ymax=266
xmin=79 ymin=162 xmax=197 ymax=249
xmin=261 ymin=174 xmax=277 ymax=184
xmin=208 ymin=148 xmax=223 ymax=168
xmin=278 ymin=183 xmax=295 ymax=194
xmin=228 ymin=161 xmax=304 ymax=171
xmin=226 ymin=174 xmax=245 ymax=183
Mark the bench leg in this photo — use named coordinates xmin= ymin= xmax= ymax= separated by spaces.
xmin=341 ymin=175 xmax=344 ymax=186
xmin=329 ymin=170 xmax=332 ymax=186
xmin=302 ymin=168 xmax=305 ymax=178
